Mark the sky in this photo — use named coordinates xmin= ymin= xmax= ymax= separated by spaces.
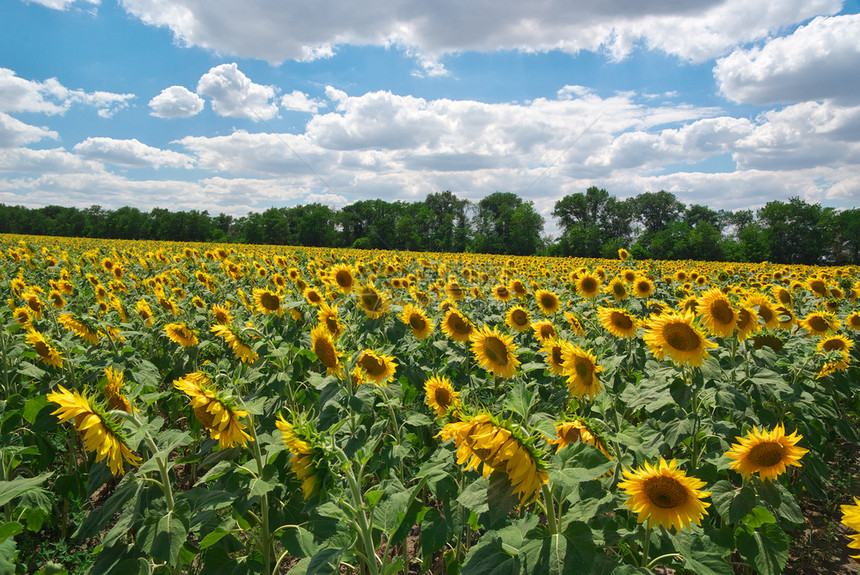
xmin=2 ymin=0 xmax=859 ymax=238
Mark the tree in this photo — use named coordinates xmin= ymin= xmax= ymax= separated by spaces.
xmin=424 ymin=191 xmax=471 ymax=252
xmin=473 ymin=192 xmax=543 ymax=255
xmin=757 ymin=198 xmax=832 ymax=264
xmin=552 ymin=187 xmax=633 ymax=257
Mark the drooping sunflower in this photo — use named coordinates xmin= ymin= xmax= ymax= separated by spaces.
xmin=276 ymin=414 xmax=325 ymax=499
xmin=576 ymin=272 xmax=601 ymax=299
xmin=424 ymin=375 xmax=460 ymax=419
xmin=48 ymin=289 xmax=66 ymax=309
xmin=643 ymin=311 xmax=717 ymax=368
xmin=211 ymin=303 xmax=233 ymax=325
xmin=47 ymin=385 xmax=141 ymax=476
xmin=25 ymin=329 xmax=64 ymax=368
xmin=438 ymin=413 xmax=548 ymax=504
xmin=540 ymin=337 xmax=571 ymax=375
xmin=800 ymin=311 xmax=839 ymax=336
xmin=331 ymin=263 xmax=355 ymax=294
xmin=841 ymin=498 xmax=860 ymax=559
xmin=355 ymin=283 xmax=389 ymax=319
xmin=548 ymin=418 xmax=609 ymax=457
xmin=531 ymin=320 xmax=557 ymax=344
xmin=135 ymin=299 xmax=155 ymax=326
xmin=505 ymin=306 xmax=531 ymax=332
xmin=401 ymin=303 xmax=433 ymax=340
xmin=22 ymin=291 xmax=45 ymax=319
xmin=104 ymin=366 xmax=134 ymax=413
xmin=441 ymin=309 xmax=474 ymax=342
xmin=470 ymin=325 xmax=520 ymax=379
xmin=535 ymin=289 xmax=560 ymax=314
xmin=619 ymin=458 xmax=711 ymax=531
xmin=253 ymin=288 xmax=282 ymax=316
xmin=697 ymin=288 xmax=736 ymax=337
xmin=211 ymin=324 xmax=258 ymax=365
xmin=562 ymin=345 xmax=604 ymax=400
xmin=724 ymin=424 xmax=808 ymax=481
xmin=309 ymin=325 xmax=342 ymax=376
xmin=164 ymin=323 xmax=198 ymax=348
xmin=597 ymin=307 xmax=638 ymax=339
xmin=58 ymin=313 xmax=99 ymax=345
xmin=354 ymin=350 xmax=398 ymax=385
xmin=174 ymin=372 xmax=252 ymax=449
xmin=806 ymin=276 xmax=829 ymax=298
xmin=563 ymin=311 xmax=586 ymax=337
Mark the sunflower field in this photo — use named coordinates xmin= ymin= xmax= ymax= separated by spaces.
xmin=2 ymin=233 xmax=860 ymax=575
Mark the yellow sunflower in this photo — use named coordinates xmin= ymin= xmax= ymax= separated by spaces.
xmin=355 ymin=350 xmax=398 ymax=385
xmin=632 ymin=277 xmax=655 ymax=299
xmin=800 ymin=311 xmax=839 ymax=336
xmin=618 ymin=248 xmax=630 ymax=261
xmin=401 ymin=303 xmax=433 ymax=340
xmin=531 ymin=320 xmax=557 ymax=343
xmin=605 ymin=278 xmax=629 ymax=301
xmin=438 ymin=413 xmax=548 ymax=504
xmin=619 ymin=458 xmax=710 ymax=531
xmin=562 ymin=345 xmax=604 ymax=400
xmin=330 ymin=263 xmax=355 ymax=293
xmin=492 ymin=284 xmax=513 ymax=302
xmin=745 ymin=294 xmax=779 ymax=330
xmin=309 ymin=325 xmax=342 ymax=376
xmin=47 ymin=385 xmax=141 ymax=476
xmin=13 ymin=307 xmax=34 ymax=328
xmin=548 ymin=418 xmax=609 ymax=457
xmin=540 ymin=337 xmax=571 ymax=375
xmin=164 ymin=323 xmax=198 ymax=348
xmin=174 ymin=372 xmax=252 ymax=449
xmin=505 ymin=306 xmax=531 ymax=332
xmin=470 ymin=325 xmax=520 ymax=379
xmin=816 ymin=334 xmax=853 ymax=359
xmin=735 ymin=305 xmax=761 ymax=342
xmin=576 ymin=272 xmax=601 ymax=299
xmin=597 ymin=307 xmax=638 ymax=338
xmin=643 ymin=311 xmax=717 ymax=368
xmin=441 ymin=309 xmax=474 ymax=342
xmin=355 ymin=283 xmax=390 ymax=319
xmin=563 ymin=311 xmax=586 ymax=337
xmin=25 ymin=329 xmax=64 ymax=368
xmin=535 ymin=289 xmax=560 ymax=314
xmin=104 ymin=366 xmax=134 ymax=413
xmin=697 ymin=289 xmax=736 ymax=337
xmin=253 ymin=288 xmax=282 ymax=316
xmin=424 ymin=375 xmax=460 ymax=418
xmin=58 ymin=313 xmax=99 ymax=345
xmin=211 ymin=303 xmax=233 ymax=325
xmin=135 ymin=299 xmax=155 ymax=326
xmin=303 ymin=287 xmax=325 ymax=307
xmin=846 ymin=311 xmax=860 ymax=331
xmin=211 ymin=324 xmax=258 ymax=365
xmin=508 ymin=279 xmax=528 ymax=299
xmin=317 ymin=303 xmax=344 ymax=339
xmin=840 ymin=498 xmax=860 ymax=559
xmin=276 ymin=414 xmax=323 ymax=499
xmin=724 ymin=424 xmax=808 ymax=481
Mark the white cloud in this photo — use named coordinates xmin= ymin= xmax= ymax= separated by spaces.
xmin=0 ymin=67 xmax=134 ymax=117
xmin=149 ymin=85 xmax=205 ymax=118
xmin=73 ymin=137 xmax=194 ymax=168
xmin=0 ymin=112 xmax=58 ymax=147
xmin=23 ymin=0 xmax=99 ymax=10
xmin=196 ymin=63 xmax=278 ymax=120
xmin=0 ymin=147 xmax=103 ymax=174
xmin=715 ymin=14 xmax=860 ymax=105
xmin=118 ymin=0 xmax=842 ymax=64
xmin=281 ymin=90 xmax=325 ymax=113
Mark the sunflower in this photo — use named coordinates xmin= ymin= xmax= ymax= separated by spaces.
xmin=211 ymin=303 xmax=233 ymax=325
xmin=562 ymin=345 xmax=604 ymax=400
xmin=619 ymin=458 xmax=710 ymax=531
xmin=355 ymin=283 xmax=389 ymax=319
xmin=174 ymin=372 xmax=252 ymax=449
xmin=355 ymin=350 xmax=398 ymax=385
xmin=605 ymin=278 xmax=629 ymax=301
xmin=330 ymin=264 xmax=355 ymax=293
xmin=313 ymin=303 xmax=342 ymax=340
xmin=424 ymin=375 xmax=460 ymax=418
xmin=697 ymin=289 xmax=736 ymax=337
xmin=643 ymin=311 xmax=717 ymax=368
xmin=724 ymin=425 xmax=808 ymax=481
xmin=135 ymin=299 xmax=155 ymax=326
xmin=211 ymin=324 xmax=258 ymax=365
xmin=401 ymin=303 xmax=433 ymax=340
xmin=164 ymin=323 xmax=199 ymax=347
xmin=841 ymin=498 xmax=860 ymax=559
xmin=470 ymin=325 xmax=520 ymax=379
xmin=492 ymin=284 xmax=513 ymax=302
xmin=47 ymin=385 xmax=141 ymax=476
xmin=22 ymin=292 xmax=45 ymax=319
xmin=531 ymin=320 xmax=557 ymax=344
xmin=12 ymin=307 xmax=34 ymax=328
xmin=104 ymin=366 xmax=134 ymax=413
xmin=800 ymin=311 xmax=839 ymax=336
xmin=576 ymin=273 xmax=601 ymax=299
xmin=535 ymin=289 xmax=560 ymax=314
xmin=438 ymin=413 xmax=548 ymax=504
xmin=745 ymin=294 xmax=779 ymax=330
xmin=806 ymin=277 xmax=828 ymax=298
xmin=752 ymin=334 xmax=784 ymax=352
xmin=735 ymin=306 xmax=761 ymax=342
xmin=441 ymin=309 xmax=474 ymax=342
xmin=309 ymin=325 xmax=342 ymax=376
xmin=276 ymin=414 xmax=324 ymax=499
xmin=253 ymin=288 xmax=282 ymax=316
xmin=816 ymin=334 xmax=853 ymax=359
xmin=846 ymin=311 xmax=860 ymax=331
xmin=632 ymin=277 xmax=655 ymax=299
xmin=597 ymin=307 xmax=638 ymax=338
xmin=303 ymin=287 xmax=325 ymax=307
xmin=548 ymin=418 xmax=609 ymax=457
xmin=505 ymin=306 xmax=531 ymax=332
xmin=508 ymin=279 xmax=528 ymax=299
xmin=618 ymin=248 xmax=630 ymax=261
xmin=25 ymin=329 xmax=64 ymax=368
xmin=48 ymin=289 xmax=66 ymax=309
xmin=540 ymin=337 xmax=571 ymax=375
xmin=58 ymin=313 xmax=99 ymax=345
xmin=563 ymin=311 xmax=586 ymax=337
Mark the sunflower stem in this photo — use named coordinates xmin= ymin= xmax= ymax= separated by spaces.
xmin=541 ymin=483 xmax=559 ymax=535
xmin=641 ymin=521 xmax=653 ymax=567
xmin=246 ymin=414 xmax=273 ymax=575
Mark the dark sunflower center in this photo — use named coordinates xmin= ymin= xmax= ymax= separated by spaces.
xmin=360 ymin=290 xmax=380 ymax=310
xmin=808 ymin=316 xmax=827 ymax=332
xmin=335 ymin=271 xmax=352 ymax=288
xmin=810 ymin=280 xmax=826 ymax=295
xmin=34 ymin=340 xmax=50 ymax=357
xmin=539 ymin=325 xmax=555 ymax=339
xmin=307 ymin=291 xmax=322 ymax=303
xmin=551 ymin=347 xmax=563 ymax=365
xmin=822 ymin=339 xmax=846 ymax=352
xmin=358 ymin=354 xmax=385 ymax=376
xmin=581 ymin=278 xmax=597 ymax=292
xmin=758 ymin=306 xmax=774 ymax=323
xmin=611 ymin=312 xmax=634 ymax=330
xmin=574 ymin=359 xmax=591 ymax=380
xmin=613 ymin=283 xmax=626 ymax=296
xmin=483 ymin=337 xmax=509 ymax=366
xmin=260 ymin=292 xmax=280 ymax=311
xmin=497 ymin=287 xmax=509 ymax=298
xmin=511 ymin=310 xmax=528 ymax=326
xmin=663 ymin=323 xmax=700 ymax=352
xmin=434 ymin=387 xmax=452 ymax=407
xmin=777 ymin=290 xmax=792 ymax=305
xmin=711 ymin=300 xmax=734 ymax=324
xmin=314 ymin=339 xmax=337 ymax=368
xmin=561 ymin=426 xmax=582 ymax=443
xmin=737 ymin=310 xmax=753 ymax=330
xmin=747 ymin=442 xmax=785 ymax=467
xmin=409 ymin=314 xmax=426 ymax=330
xmin=541 ymin=295 xmax=557 ymax=310
xmin=448 ymin=314 xmax=471 ymax=334
xmin=643 ymin=476 xmax=688 ymax=509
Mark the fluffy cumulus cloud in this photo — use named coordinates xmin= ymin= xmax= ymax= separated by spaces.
xmin=715 ymin=14 xmax=860 ymax=105
xmin=0 ymin=67 xmax=134 ymax=117
xmin=196 ymin=63 xmax=278 ymax=120
xmin=281 ymin=91 xmax=325 ymax=113
xmin=149 ymin=85 xmax=205 ymax=118
xmin=0 ymin=113 xmax=58 ymax=147
xmin=117 ymin=0 xmax=842 ymax=64
xmin=73 ymin=137 xmax=195 ymax=168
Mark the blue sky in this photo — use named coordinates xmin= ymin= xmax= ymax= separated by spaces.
xmin=2 ymin=0 xmax=859 ymax=236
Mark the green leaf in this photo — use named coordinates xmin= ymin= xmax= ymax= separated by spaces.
xmin=0 ymin=538 xmax=17 ymax=575
xmin=75 ymin=474 xmax=142 ymax=539
xmin=549 ymin=442 xmax=614 ymax=496
xmin=460 ymin=517 xmax=539 ymax=575
xmin=280 ymin=526 xmax=317 ymax=558
xmin=736 ymin=523 xmax=790 ymax=575
xmin=199 ymin=528 xmax=230 ymax=550
xmin=138 ymin=502 xmax=191 ymax=564
xmin=683 ymin=535 xmax=733 ymax=575
xmin=305 ymin=546 xmax=344 ymax=575
xmin=0 ymin=472 xmax=51 ymax=507
xmin=0 ymin=522 xmax=23 ymax=544
xmin=742 ymin=506 xmax=776 ymax=529
xmin=32 ymin=562 xmax=68 ymax=575
xmin=22 ymin=395 xmax=49 ymax=425
xmin=420 ymin=507 xmax=448 ymax=556
xmin=710 ymin=480 xmax=756 ymax=524
xmin=194 ymin=460 xmax=234 ymax=486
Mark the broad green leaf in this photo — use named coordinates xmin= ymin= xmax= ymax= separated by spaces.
xmin=138 ymin=502 xmax=191 ymax=564
xmin=742 ymin=506 xmax=776 ymax=529
xmin=710 ymin=480 xmax=756 ymax=524
xmin=280 ymin=526 xmax=317 ymax=558
xmin=0 ymin=522 xmax=22 ymax=544
xmin=420 ymin=507 xmax=449 ymax=556
xmin=75 ymin=474 xmax=142 ymax=539
xmin=736 ymin=523 xmax=790 ymax=575
xmin=22 ymin=395 xmax=49 ymax=425
xmin=0 ymin=473 xmax=51 ymax=507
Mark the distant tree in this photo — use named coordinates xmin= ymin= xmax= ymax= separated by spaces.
xmin=424 ymin=191 xmax=471 ymax=252
xmin=757 ymin=198 xmax=833 ymax=264
xmin=473 ymin=192 xmax=543 ymax=255
xmin=552 ymin=187 xmax=632 ymax=257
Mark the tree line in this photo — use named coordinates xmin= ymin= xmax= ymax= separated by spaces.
xmin=1 ymin=189 xmax=857 ymax=264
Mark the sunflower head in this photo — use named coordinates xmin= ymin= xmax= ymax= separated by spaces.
xmin=424 ymin=375 xmax=460 ymax=419
xmin=643 ymin=311 xmax=717 ymax=367
xmin=725 ymin=424 xmax=808 ymax=481
xmin=535 ymin=289 xmax=560 ymax=314
xmin=401 ymin=303 xmax=433 ymax=340
xmin=276 ymin=413 xmax=328 ymax=499
xmin=354 ymin=350 xmax=398 ymax=385
xmin=355 ymin=283 xmax=389 ymax=319
xmin=548 ymin=418 xmax=610 ymax=457
xmin=310 ymin=325 xmax=342 ymax=376
xmin=174 ymin=373 xmax=252 ymax=449
xmin=576 ymin=273 xmax=601 ymax=299
xmin=597 ymin=307 xmax=638 ymax=339
xmin=441 ymin=309 xmax=474 ymax=342
xmin=25 ymin=329 xmax=64 ymax=368
xmin=164 ymin=322 xmax=199 ymax=348
xmin=698 ymin=288 xmax=736 ymax=337
xmin=470 ymin=325 xmax=520 ymax=379
xmin=562 ymin=345 xmax=604 ymax=400
xmin=619 ymin=458 xmax=710 ymax=531
xmin=531 ymin=320 xmax=557 ymax=343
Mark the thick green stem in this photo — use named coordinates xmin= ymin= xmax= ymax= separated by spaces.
xmin=345 ymin=465 xmax=380 ymax=575
xmin=541 ymin=483 xmax=559 ymax=535
xmin=247 ymin=415 xmax=272 ymax=575
xmin=641 ymin=522 xmax=653 ymax=568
